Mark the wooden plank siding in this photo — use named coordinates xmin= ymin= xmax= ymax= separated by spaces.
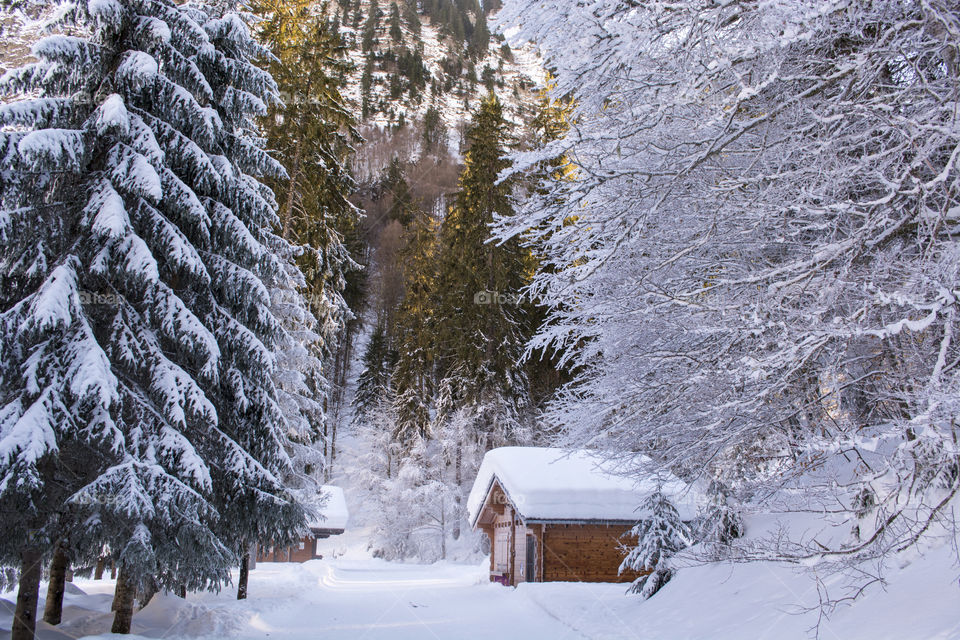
xmin=256 ymin=535 xmax=317 ymax=563
xmin=541 ymin=524 xmax=640 ymax=583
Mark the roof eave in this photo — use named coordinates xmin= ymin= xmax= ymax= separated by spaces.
xmin=522 ymin=518 xmax=637 ymax=526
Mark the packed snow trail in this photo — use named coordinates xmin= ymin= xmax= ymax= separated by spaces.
xmin=237 ymin=560 xmax=588 ymax=640
xmin=14 ymin=559 xmax=597 ymax=640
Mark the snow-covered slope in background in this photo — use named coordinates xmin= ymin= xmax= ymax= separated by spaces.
xmin=334 ymin=0 xmax=543 ymax=149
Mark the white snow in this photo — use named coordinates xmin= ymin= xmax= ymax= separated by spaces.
xmin=0 ymin=390 xmax=59 ymax=480
xmin=88 ymin=183 xmax=130 ymax=238
xmin=467 ymin=447 xmax=700 ymax=525
xmin=110 ymin=146 xmax=163 ymax=203
xmin=94 ymin=94 xmax=130 ymax=135
xmin=308 ymin=485 xmax=349 ymax=531
xmin=17 ymin=129 xmax=84 ymax=170
xmin=1 ymin=521 xmax=957 ymax=640
xmin=116 ymin=51 xmax=159 ymax=90
xmin=22 ymin=261 xmax=80 ymax=334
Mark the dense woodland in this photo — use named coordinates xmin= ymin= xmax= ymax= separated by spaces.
xmin=0 ymin=0 xmax=957 ymax=638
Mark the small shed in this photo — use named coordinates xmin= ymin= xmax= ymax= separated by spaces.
xmin=257 ymin=485 xmax=349 ymax=563
xmin=467 ymin=447 xmax=697 ymax=586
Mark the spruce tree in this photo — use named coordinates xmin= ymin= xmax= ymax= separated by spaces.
xmin=391 ymin=208 xmax=440 ymax=445
xmin=253 ymin=0 xmax=362 ymax=489
xmin=435 ymin=93 xmax=533 ymax=447
xmin=383 ymin=158 xmax=416 ymax=226
xmin=361 ymin=0 xmax=381 ymax=53
xmin=0 ymin=1 xmax=306 ymax=633
xmin=697 ymin=481 xmax=744 ymax=555
xmin=353 ymin=322 xmax=394 ymax=422
xmin=402 ymin=0 xmax=421 ymax=37
xmin=467 ymin=12 xmax=490 ymax=60
xmin=620 ymin=492 xmax=692 ymax=599
xmin=388 ymin=2 xmax=403 ymax=42
xmin=422 ymin=105 xmax=446 ymax=151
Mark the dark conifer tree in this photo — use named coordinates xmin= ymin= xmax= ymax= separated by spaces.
xmin=389 ymin=2 xmax=403 ymax=42
xmin=434 ymin=93 xmax=534 ymax=446
xmin=0 ymin=0 xmax=309 ymax=634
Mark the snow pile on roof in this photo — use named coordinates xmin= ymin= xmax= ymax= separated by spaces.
xmin=467 ymin=447 xmax=700 ymax=525
xmin=307 ymin=485 xmax=349 ymax=531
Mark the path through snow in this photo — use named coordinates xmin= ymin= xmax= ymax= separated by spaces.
xmin=3 ymin=558 xmax=599 ymax=640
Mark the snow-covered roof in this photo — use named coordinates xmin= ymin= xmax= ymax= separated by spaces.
xmin=467 ymin=447 xmax=699 ymax=526
xmin=307 ymin=485 xmax=349 ymax=532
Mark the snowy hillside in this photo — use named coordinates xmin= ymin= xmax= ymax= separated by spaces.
xmin=331 ymin=0 xmax=543 ymax=145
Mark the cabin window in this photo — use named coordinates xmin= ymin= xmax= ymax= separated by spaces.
xmin=298 ymin=540 xmax=305 ymax=550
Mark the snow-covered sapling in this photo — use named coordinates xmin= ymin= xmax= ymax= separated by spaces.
xmin=620 ymin=491 xmax=692 ymax=599
xmin=697 ymin=480 xmax=744 ymax=554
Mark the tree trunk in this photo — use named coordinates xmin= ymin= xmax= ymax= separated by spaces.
xmin=328 ymin=322 xmax=356 ymax=480
xmin=43 ymin=542 xmax=70 ymax=625
xmin=440 ymin=503 xmax=447 ymax=560
xmin=237 ymin=551 xmax=250 ymax=600
xmin=94 ymin=557 xmax=105 ymax=580
xmin=453 ymin=441 xmax=463 ymax=540
xmin=137 ymin=578 xmax=158 ymax=609
xmin=281 ymin=135 xmax=304 ymax=241
xmin=176 ymin=584 xmax=186 ymax=599
xmin=11 ymin=546 xmax=42 ymax=640
xmin=110 ymin=560 xmax=116 ymax=579
xmin=111 ymin=567 xmax=136 ymax=634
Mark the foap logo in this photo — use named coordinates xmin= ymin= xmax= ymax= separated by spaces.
xmin=78 ymin=290 xmax=122 ymax=306
xmin=492 ymin=491 xmax=526 ymax=508
xmin=71 ymin=492 xmax=124 ymax=507
xmin=473 ymin=290 xmax=522 ymax=306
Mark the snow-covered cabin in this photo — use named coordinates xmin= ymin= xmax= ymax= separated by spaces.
xmin=257 ymin=485 xmax=349 ymax=563
xmin=467 ymin=447 xmax=698 ymax=586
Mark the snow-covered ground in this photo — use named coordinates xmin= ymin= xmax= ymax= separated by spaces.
xmin=2 ymin=525 xmax=958 ymax=640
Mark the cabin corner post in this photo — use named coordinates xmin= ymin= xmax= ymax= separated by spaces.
xmin=508 ymin=508 xmax=517 ymax=586
xmin=538 ymin=524 xmax=546 ymax=582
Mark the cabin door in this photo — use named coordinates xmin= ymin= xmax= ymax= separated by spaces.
xmin=525 ymin=535 xmax=536 ymax=583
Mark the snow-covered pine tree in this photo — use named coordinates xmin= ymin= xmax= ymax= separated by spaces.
xmin=620 ymin=491 xmax=692 ymax=599
xmin=353 ymin=321 xmax=394 ymax=422
xmin=184 ymin=0 xmax=313 ymax=602
xmin=697 ymin=481 xmax=744 ymax=559
xmin=0 ymin=0 xmax=306 ymax=633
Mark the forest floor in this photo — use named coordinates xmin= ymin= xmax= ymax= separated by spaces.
xmin=2 ymin=520 xmax=958 ymax=640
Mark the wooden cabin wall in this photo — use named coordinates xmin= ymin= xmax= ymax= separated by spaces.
xmin=541 ymin=524 xmax=639 ymax=583
xmin=256 ymin=535 xmax=317 ymax=563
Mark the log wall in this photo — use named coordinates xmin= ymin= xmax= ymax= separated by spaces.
xmin=255 ymin=536 xmax=317 ymax=563
xmin=541 ymin=524 xmax=639 ymax=583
